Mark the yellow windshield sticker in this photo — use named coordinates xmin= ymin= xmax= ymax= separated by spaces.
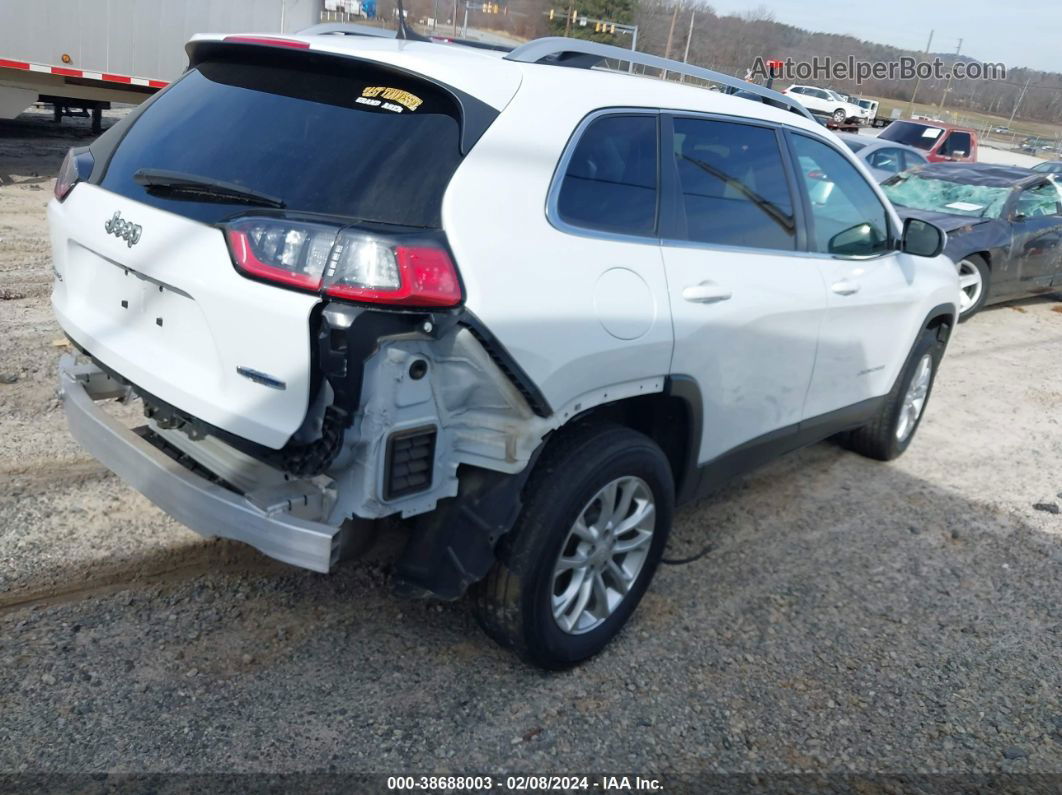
xmin=358 ymin=86 xmax=423 ymax=113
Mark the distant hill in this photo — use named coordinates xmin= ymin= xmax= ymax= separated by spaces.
xmin=620 ymin=1 xmax=1062 ymax=124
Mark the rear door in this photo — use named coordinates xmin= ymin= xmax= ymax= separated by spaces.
xmin=659 ymin=114 xmax=827 ymax=465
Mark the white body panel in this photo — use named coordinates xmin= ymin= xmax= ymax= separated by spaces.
xmin=442 ymin=71 xmax=675 ymax=412
xmin=50 ymin=184 xmax=319 ymax=449
xmin=806 ymin=250 xmax=960 ymax=418
xmin=662 ymin=245 xmax=826 ymax=463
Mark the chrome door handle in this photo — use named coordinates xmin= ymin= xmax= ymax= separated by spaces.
xmin=831 ymin=279 xmax=860 ymax=296
xmin=682 ymin=282 xmax=733 ymax=304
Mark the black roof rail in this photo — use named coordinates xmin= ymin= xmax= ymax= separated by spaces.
xmin=427 ymin=35 xmax=514 ymax=53
xmin=504 ymin=37 xmax=814 ymax=121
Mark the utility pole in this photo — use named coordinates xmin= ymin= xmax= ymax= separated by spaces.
xmin=661 ymin=5 xmax=678 ymax=81
xmin=1007 ymin=76 xmax=1033 ymax=128
xmin=623 ymin=25 xmax=639 ymax=74
xmin=935 ymin=38 xmax=963 ymax=117
xmin=565 ymin=1 xmax=573 ymax=36
xmin=906 ymin=29 xmax=934 ymax=119
xmin=453 ymin=0 xmax=458 ymax=35
xmin=678 ymin=10 xmax=695 ymax=83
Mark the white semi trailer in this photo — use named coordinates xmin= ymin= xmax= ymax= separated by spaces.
xmin=0 ymin=0 xmax=322 ymax=132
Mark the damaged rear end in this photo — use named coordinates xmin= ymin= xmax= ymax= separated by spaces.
xmin=51 ymin=37 xmax=547 ymax=594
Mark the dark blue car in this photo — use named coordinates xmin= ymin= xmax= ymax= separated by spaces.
xmin=883 ymin=162 xmax=1062 ymax=320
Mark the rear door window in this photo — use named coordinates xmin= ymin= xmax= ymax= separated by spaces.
xmin=669 ymin=117 xmax=797 ymax=251
xmin=100 ymin=53 xmax=477 ymax=227
xmin=555 ymin=114 xmax=659 ymax=236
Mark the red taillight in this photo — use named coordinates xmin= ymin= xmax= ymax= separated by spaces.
xmin=223 ymin=218 xmax=462 ymax=308
xmin=227 ymin=228 xmax=328 ymax=290
xmin=55 ymin=148 xmax=94 ymax=202
xmin=325 ymin=245 xmax=462 ymax=307
xmin=223 ymin=36 xmax=310 ymax=49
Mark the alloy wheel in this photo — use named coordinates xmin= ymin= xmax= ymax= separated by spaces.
xmin=551 ymin=476 xmax=655 ymax=635
xmin=957 ymin=259 xmax=984 ymax=315
xmin=896 ymin=353 xmax=933 ymax=442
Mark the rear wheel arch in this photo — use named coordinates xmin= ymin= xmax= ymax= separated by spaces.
xmin=542 ymin=382 xmax=698 ymax=505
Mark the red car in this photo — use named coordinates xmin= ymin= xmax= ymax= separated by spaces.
xmin=877 ymin=119 xmax=978 ymax=163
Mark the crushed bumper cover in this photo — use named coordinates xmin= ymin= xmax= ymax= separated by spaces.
xmin=57 ymin=354 xmax=342 ymax=573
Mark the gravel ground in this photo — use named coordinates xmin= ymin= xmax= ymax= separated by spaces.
xmin=1 ymin=109 xmax=1061 ymax=785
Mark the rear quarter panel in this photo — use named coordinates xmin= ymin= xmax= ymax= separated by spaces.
xmin=441 ymin=70 xmax=676 ymax=414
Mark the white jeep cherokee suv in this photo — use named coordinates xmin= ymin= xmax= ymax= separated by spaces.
xmin=49 ymin=28 xmax=959 ymax=668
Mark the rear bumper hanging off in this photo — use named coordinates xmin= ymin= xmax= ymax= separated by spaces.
xmin=57 ymin=354 xmax=343 ymax=573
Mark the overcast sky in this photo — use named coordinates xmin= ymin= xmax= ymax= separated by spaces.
xmin=709 ymin=0 xmax=1061 ymax=73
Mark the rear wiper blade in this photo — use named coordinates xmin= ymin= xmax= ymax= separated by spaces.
xmin=133 ymin=169 xmax=285 ymax=208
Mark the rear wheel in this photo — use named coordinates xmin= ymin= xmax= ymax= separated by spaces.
xmin=957 ymin=255 xmax=989 ymax=321
xmin=841 ymin=325 xmax=945 ymax=461
xmin=473 ymin=423 xmax=674 ymax=669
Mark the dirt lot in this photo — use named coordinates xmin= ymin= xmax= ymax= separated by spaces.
xmin=1 ymin=109 xmax=1061 ymax=783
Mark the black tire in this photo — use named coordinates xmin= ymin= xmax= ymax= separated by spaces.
xmin=957 ymin=254 xmax=990 ymax=322
xmin=832 ymin=108 xmax=847 ymax=123
xmin=472 ymin=422 xmax=674 ymax=669
xmin=841 ymin=325 xmax=946 ymax=461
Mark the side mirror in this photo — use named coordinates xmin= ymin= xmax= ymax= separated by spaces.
xmin=951 ymin=149 xmax=967 ymax=158
xmin=901 ymin=217 xmax=946 ymax=257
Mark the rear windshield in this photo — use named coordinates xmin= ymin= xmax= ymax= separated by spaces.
xmin=100 ymin=54 xmax=467 ymax=227
xmin=878 ymin=121 xmax=945 ymax=151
